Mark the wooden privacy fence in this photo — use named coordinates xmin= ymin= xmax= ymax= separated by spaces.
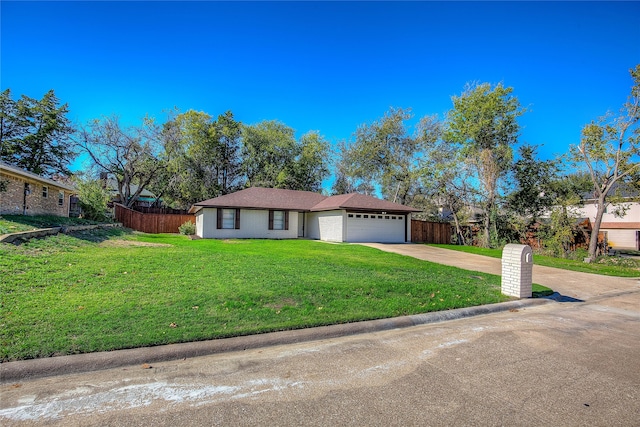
xmin=411 ymin=220 xmax=453 ymax=244
xmin=115 ymin=203 xmax=195 ymax=234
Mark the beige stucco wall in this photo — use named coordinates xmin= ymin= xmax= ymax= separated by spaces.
xmin=576 ymin=201 xmax=640 ymax=249
xmin=0 ymin=171 xmax=71 ymax=216
xmin=198 ymin=208 xmax=299 ymax=239
xmin=576 ymin=201 xmax=640 ymax=224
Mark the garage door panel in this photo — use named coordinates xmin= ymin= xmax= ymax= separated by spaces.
xmin=346 ymin=214 xmax=405 ymax=243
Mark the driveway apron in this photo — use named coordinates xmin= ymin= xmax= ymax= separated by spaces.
xmin=359 ymin=243 xmax=640 ymax=301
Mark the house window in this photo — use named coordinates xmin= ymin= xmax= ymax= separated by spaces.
xmin=378 ymin=215 xmax=382 ymax=219
xmin=42 ymin=186 xmax=48 ymax=198
xmin=364 ymin=215 xmax=369 ymax=218
xmin=217 ymin=208 xmax=241 ymax=229
xmin=356 ymin=214 xmax=362 ymax=218
xmin=392 ymin=216 xmax=396 ymax=220
xmin=269 ymin=210 xmax=289 ymax=230
xmin=385 ymin=216 xmax=390 ymax=219
xmin=58 ymin=192 xmax=64 ymax=206
xmin=348 ymin=214 xmax=353 ymax=218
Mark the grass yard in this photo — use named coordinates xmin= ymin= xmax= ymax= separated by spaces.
xmin=0 ymin=229 xmax=525 ymax=361
xmin=429 ymin=244 xmax=640 ymax=278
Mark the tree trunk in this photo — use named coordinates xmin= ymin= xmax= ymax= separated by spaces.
xmin=452 ymin=212 xmax=466 ymax=246
xmin=588 ymin=194 xmax=607 ymax=260
xmin=481 ymin=198 xmax=493 ymax=248
xmin=448 ymin=200 xmax=466 ymax=245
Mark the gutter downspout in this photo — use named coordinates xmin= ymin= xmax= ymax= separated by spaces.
xmin=23 ymin=182 xmax=30 ymax=215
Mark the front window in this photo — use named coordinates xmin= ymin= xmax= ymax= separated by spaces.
xmin=273 ymin=210 xmax=284 ymax=230
xmin=269 ymin=210 xmax=288 ymax=230
xmin=222 ymin=209 xmax=236 ymax=229
xmin=217 ymin=208 xmax=240 ymax=229
xmin=58 ymin=192 xmax=64 ymax=206
xmin=42 ymin=186 xmax=48 ymax=198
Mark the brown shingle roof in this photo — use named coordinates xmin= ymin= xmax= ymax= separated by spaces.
xmin=189 ymin=187 xmax=420 ymax=214
xmin=0 ymin=161 xmax=75 ymax=191
xmin=311 ymin=193 xmax=420 ymax=213
xmin=190 ymin=187 xmax=327 ymax=212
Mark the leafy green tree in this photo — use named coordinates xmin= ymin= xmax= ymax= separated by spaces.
xmin=0 ymin=89 xmax=76 ymax=176
xmin=538 ymin=172 xmax=592 ymax=257
xmin=290 ymin=131 xmax=330 ymax=192
xmin=418 ymin=115 xmax=472 ymax=244
xmin=241 ymin=120 xmax=329 ymax=191
xmin=336 ymin=107 xmax=424 ymax=204
xmin=242 ymin=120 xmax=298 ymax=188
xmin=507 ymin=144 xmax=559 ymax=223
xmin=570 ymin=64 xmax=640 ymax=260
xmin=74 ymin=176 xmax=111 ymax=221
xmin=0 ymin=89 xmax=21 ymax=161
xmin=331 ymin=140 xmax=375 ymax=195
xmin=78 ymin=116 xmax=166 ymax=208
xmin=162 ymin=110 xmax=219 ymax=207
xmin=446 ymin=82 xmax=525 ymax=247
xmin=158 ymin=109 xmax=244 ymax=208
xmin=213 ymin=110 xmax=243 ymax=194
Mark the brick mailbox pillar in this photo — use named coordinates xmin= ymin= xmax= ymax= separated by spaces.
xmin=501 ymin=244 xmax=533 ymax=298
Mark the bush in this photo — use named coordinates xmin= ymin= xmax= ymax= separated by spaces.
xmin=75 ymin=177 xmax=111 ymax=221
xmin=179 ymin=220 xmax=196 ymax=235
xmin=595 ymin=255 xmax=640 ymax=269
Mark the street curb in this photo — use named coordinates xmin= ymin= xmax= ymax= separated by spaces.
xmin=0 ymin=298 xmax=551 ymax=383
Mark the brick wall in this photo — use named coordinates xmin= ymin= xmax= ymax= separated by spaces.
xmin=0 ymin=172 xmax=71 ymax=216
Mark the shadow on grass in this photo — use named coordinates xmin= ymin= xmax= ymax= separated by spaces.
xmin=66 ymin=227 xmax=133 ymax=243
xmin=5 ymin=226 xmax=133 ymax=246
xmin=1 ymin=214 xmax=104 ymax=229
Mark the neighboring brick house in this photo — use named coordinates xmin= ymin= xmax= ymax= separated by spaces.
xmin=0 ymin=161 xmax=75 ymax=217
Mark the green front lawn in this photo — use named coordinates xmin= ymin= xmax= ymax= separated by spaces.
xmin=429 ymin=244 xmax=640 ymax=277
xmin=1 ymin=230 xmax=526 ymax=361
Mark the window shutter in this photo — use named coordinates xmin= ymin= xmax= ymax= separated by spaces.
xmin=235 ymin=209 xmax=240 ymax=229
xmin=284 ymin=211 xmax=289 ymax=230
xmin=268 ymin=210 xmax=274 ymax=230
xmin=217 ymin=209 xmax=222 ymax=229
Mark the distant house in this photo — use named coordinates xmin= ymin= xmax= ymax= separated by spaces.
xmin=0 ymin=161 xmax=75 ymax=217
xmin=189 ymin=187 xmax=420 ymax=243
xmin=104 ymin=177 xmax=158 ymax=209
xmin=575 ymin=196 xmax=640 ymax=250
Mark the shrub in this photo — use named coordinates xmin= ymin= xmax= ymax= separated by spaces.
xmin=179 ymin=220 xmax=196 ymax=235
xmin=75 ymin=177 xmax=111 ymax=221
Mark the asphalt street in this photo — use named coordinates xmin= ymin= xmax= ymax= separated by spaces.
xmin=1 ymin=245 xmax=639 ymax=426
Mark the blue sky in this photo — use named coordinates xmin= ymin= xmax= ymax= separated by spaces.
xmin=2 ymin=1 xmax=639 ymax=182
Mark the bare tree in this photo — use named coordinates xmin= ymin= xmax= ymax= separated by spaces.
xmin=570 ymin=65 xmax=640 ymax=260
xmin=77 ymin=116 xmax=166 ymax=208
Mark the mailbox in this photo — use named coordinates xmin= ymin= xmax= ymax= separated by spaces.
xmin=501 ymin=244 xmax=533 ymax=298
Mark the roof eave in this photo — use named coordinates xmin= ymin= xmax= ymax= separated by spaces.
xmin=311 ymin=206 xmax=420 ymax=213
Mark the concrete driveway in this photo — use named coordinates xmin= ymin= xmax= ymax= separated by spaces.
xmin=360 ymin=243 xmax=640 ymax=300
xmin=1 ymin=245 xmax=639 ymax=426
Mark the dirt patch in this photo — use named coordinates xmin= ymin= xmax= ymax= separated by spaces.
xmin=99 ymin=240 xmax=172 ymax=248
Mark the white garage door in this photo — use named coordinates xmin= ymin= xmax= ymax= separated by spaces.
xmin=346 ymin=213 xmax=406 ymax=243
